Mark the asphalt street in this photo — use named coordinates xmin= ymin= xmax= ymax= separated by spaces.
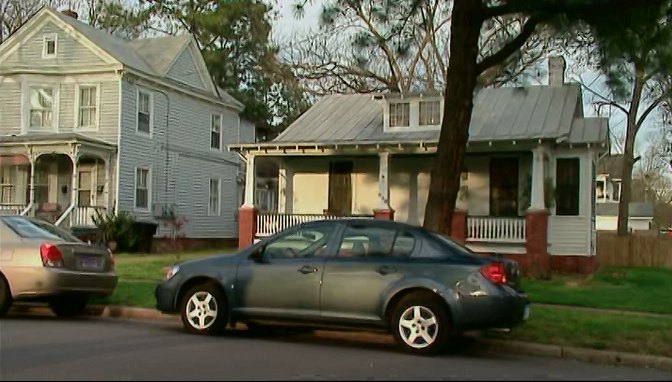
xmin=1 ymin=313 xmax=670 ymax=381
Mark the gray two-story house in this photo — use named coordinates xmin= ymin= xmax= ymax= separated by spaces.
xmin=0 ymin=7 xmax=254 ymax=243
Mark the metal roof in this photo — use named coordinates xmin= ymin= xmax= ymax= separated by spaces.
xmin=596 ymin=202 xmax=655 ymax=218
xmin=273 ymin=84 xmax=608 ymax=146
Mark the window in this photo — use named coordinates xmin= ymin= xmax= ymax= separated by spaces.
xmin=338 ymin=225 xmax=412 ymax=258
xmin=611 ymin=180 xmax=622 ymax=202
xmin=137 ymin=90 xmax=152 ymax=134
xmin=263 ymin=225 xmax=333 ymax=259
xmin=78 ymin=170 xmax=92 ymax=207
xmin=389 ymin=102 xmax=410 ymax=127
xmin=489 ymin=158 xmax=519 ymax=216
xmin=209 ymin=178 xmax=220 ymax=215
xmin=135 ymin=167 xmax=150 ymax=210
xmin=596 ymin=178 xmax=606 ymax=201
xmin=29 ymin=86 xmax=55 ymax=129
xmin=210 ymin=113 xmax=222 ymax=149
xmin=77 ymin=85 xmax=98 ymax=129
xmin=419 ymin=100 xmax=441 ymax=126
xmin=556 ymin=158 xmax=580 ymax=216
xmin=0 ymin=167 xmax=13 ymax=204
xmin=2 ymin=216 xmax=81 ymax=242
xmin=42 ymin=33 xmax=57 ymax=58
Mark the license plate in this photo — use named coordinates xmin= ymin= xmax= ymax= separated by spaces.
xmin=80 ymin=256 xmax=101 ymax=270
xmin=523 ymin=305 xmax=531 ymax=320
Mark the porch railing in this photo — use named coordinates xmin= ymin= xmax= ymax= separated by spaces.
xmin=467 ymin=217 xmax=526 ymax=243
xmin=256 ymin=212 xmax=373 ymax=238
xmin=0 ymin=203 xmax=28 ymax=215
xmin=72 ymin=206 xmax=107 ymax=227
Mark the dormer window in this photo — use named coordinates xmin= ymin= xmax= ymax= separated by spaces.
xmin=419 ymin=100 xmax=441 ymax=126
xmin=42 ymin=33 xmax=58 ymax=58
xmin=389 ymin=103 xmax=410 ymax=127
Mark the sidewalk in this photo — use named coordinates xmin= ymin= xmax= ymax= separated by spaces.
xmin=8 ymin=303 xmax=672 ymax=373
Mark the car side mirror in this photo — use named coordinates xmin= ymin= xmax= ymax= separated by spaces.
xmin=249 ymin=247 xmax=267 ymax=263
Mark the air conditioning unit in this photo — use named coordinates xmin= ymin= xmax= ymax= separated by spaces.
xmin=153 ymin=203 xmax=178 ymax=219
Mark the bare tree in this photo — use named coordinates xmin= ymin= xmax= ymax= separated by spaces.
xmin=288 ymin=0 xmax=550 ymax=95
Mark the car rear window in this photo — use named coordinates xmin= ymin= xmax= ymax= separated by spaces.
xmin=1 ymin=216 xmax=82 ymax=242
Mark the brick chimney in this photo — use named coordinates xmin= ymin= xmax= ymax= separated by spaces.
xmin=61 ymin=9 xmax=79 ymax=19
xmin=548 ymin=56 xmax=566 ymax=86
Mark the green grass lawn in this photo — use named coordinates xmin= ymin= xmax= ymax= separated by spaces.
xmin=91 ymin=249 xmax=233 ymax=308
xmin=521 ymin=267 xmax=672 ymax=314
xmin=489 ymin=305 xmax=672 ymax=358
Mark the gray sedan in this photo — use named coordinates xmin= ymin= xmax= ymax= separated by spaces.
xmin=155 ymin=219 xmax=529 ymax=355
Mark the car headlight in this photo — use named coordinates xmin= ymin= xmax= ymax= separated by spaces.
xmin=165 ymin=265 xmax=180 ymax=280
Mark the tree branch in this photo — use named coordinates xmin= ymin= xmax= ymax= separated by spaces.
xmin=636 ymin=90 xmax=672 ymax=131
xmin=578 ymin=80 xmax=630 ymax=115
xmin=475 ymin=17 xmax=540 ymax=75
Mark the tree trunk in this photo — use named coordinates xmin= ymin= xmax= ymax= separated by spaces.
xmin=423 ymin=0 xmax=482 ymax=234
xmin=617 ymin=69 xmax=645 ymax=236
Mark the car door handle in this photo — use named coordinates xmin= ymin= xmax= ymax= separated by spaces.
xmin=298 ymin=265 xmax=319 ymax=274
xmin=376 ymin=266 xmax=397 ymax=275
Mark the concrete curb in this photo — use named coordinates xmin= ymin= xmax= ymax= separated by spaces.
xmin=10 ymin=304 xmax=672 ymax=373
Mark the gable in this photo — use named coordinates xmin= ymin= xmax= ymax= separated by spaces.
xmin=1 ymin=19 xmax=110 ymax=69
xmin=166 ymin=44 xmax=207 ymax=90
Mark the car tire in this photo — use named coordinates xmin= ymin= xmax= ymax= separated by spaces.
xmin=180 ymin=283 xmax=228 ymax=335
xmin=391 ymin=292 xmax=451 ymax=355
xmin=0 ymin=274 xmax=12 ymax=317
xmin=49 ymin=295 xmax=89 ymax=318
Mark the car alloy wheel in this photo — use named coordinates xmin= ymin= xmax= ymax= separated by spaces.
xmin=185 ymin=291 xmax=218 ymax=330
xmin=180 ymin=284 xmax=228 ymax=335
xmin=398 ymin=305 xmax=439 ymax=349
xmin=391 ymin=292 xmax=450 ymax=355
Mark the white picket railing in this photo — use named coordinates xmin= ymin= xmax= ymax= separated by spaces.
xmin=256 ymin=213 xmax=373 ymax=238
xmin=72 ymin=206 xmax=107 ymax=227
xmin=0 ymin=203 xmax=27 ymax=215
xmin=467 ymin=217 xmax=526 ymax=243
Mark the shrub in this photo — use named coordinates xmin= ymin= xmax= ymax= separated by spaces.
xmin=92 ymin=210 xmax=141 ymax=252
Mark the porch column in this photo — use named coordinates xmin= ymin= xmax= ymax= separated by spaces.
xmin=239 ymin=152 xmax=257 ymax=249
xmin=373 ymin=151 xmax=394 ymax=220
xmin=106 ymin=152 xmax=114 ymax=211
xmin=451 ymin=210 xmax=468 ymax=244
xmin=525 ymin=145 xmax=550 ymax=277
xmin=27 ymin=149 xmax=36 ymax=215
xmin=70 ymin=146 xmax=80 ymax=226
xmin=278 ymin=160 xmax=293 ymax=214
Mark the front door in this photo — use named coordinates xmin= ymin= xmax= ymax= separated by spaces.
xmin=489 ymin=157 xmax=519 ymax=216
xmin=320 ymin=223 xmax=417 ymax=323
xmin=233 ymin=223 xmax=336 ymax=319
xmin=78 ymin=168 xmax=94 ymax=207
xmin=328 ymin=161 xmax=353 ymax=216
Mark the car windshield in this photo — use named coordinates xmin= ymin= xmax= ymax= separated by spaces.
xmin=1 ymin=216 xmax=82 ymax=242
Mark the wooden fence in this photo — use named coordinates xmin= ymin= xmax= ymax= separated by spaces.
xmin=597 ymin=232 xmax=672 ymax=268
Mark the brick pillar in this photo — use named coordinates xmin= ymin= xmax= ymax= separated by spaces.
xmin=238 ymin=206 xmax=257 ymax=249
xmin=373 ymin=209 xmax=395 ymax=221
xmin=450 ymin=210 xmax=468 ymax=244
xmin=525 ymin=210 xmax=550 ymax=277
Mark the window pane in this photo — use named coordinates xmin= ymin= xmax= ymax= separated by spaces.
xmin=265 ymin=225 xmax=332 ymax=259
xmin=211 ymin=114 xmax=221 ymax=132
xmin=556 ymin=158 xmax=580 ymax=216
xmin=46 ymin=40 xmax=56 ymax=55
xmin=139 ymin=93 xmax=150 ymax=112
xmin=138 ymin=112 xmax=150 ymax=133
xmin=136 ymin=189 xmax=148 ymax=208
xmin=31 ymin=88 xmax=53 ymax=108
xmin=419 ymin=101 xmax=440 ymax=125
xmin=389 ymin=103 xmax=410 ymax=127
xmin=392 ymin=232 xmax=416 ymax=257
xmin=211 ymin=131 xmax=221 ymax=149
xmin=339 ymin=225 xmax=398 ymax=258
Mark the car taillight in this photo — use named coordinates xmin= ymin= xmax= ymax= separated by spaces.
xmin=40 ymin=243 xmax=64 ymax=267
xmin=480 ymin=262 xmax=507 ymax=284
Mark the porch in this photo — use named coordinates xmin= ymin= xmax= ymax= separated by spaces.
xmin=0 ymin=134 xmax=116 ymax=229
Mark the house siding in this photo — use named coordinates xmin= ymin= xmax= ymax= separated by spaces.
xmin=166 ymin=48 xmax=206 ymax=90
xmin=117 ymin=79 xmax=241 ymax=238
xmin=0 ymin=75 xmax=119 ymax=143
xmin=0 ymin=79 xmax=22 ymax=135
xmin=3 ymin=21 xmax=107 ymax=68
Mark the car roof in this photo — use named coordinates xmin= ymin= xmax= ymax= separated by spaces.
xmin=301 ymin=218 xmax=426 ymax=233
